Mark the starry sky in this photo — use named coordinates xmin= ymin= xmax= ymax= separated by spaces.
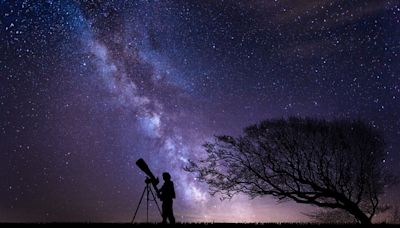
xmin=1 ymin=0 xmax=400 ymax=223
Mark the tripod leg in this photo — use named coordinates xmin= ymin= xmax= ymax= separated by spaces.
xmin=149 ymin=186 xmax=162 ymax=217
xmin=131 ymin=186 xmax=147 ymax=223
xmin=146 ymin=185 xmax=149 ymax=223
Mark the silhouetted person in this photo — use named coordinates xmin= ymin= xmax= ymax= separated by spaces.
xmin=157 ymin=172 xmax=175 ymax=224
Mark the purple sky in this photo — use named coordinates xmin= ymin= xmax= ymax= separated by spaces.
xmin=1 ymin=0 xmax=399 ymax=223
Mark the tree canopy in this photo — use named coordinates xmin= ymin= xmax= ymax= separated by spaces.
xmin=186 ymin=117 xmax=397 ymax=224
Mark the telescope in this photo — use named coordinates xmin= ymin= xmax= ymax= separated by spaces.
xmin=136 ymin=158 xmax=159 ymax=192
xmin=132 ymin=158 xmax=162 ymax=223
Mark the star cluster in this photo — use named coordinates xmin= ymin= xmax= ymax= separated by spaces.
xmin=1 ymin=0 xmax=399 ymax=223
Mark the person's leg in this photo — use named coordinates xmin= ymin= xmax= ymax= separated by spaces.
xmin=167 ymin=201 xmax=175 ymax=224
xmin=168 ymin=209 xmax=175 ymax=224
xmin=162 ymin=203 xmax=167 ymax=224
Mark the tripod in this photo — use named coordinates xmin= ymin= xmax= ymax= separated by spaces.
xmin=131 ymin=178 xmax=162 ymax=223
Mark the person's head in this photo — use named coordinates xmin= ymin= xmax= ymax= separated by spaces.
xmin=162 ymin=172 xmax=171 ymax=181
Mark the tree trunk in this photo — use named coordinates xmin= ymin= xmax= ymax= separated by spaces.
xmin=347 ymin=205 xmax=372 ymax=224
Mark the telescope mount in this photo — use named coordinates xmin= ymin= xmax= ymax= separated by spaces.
xmin=131 ymin=177 xmax=162 ymax=223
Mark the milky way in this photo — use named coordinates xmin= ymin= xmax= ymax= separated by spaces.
xmin=1 ymin=0 xmax=400 ymax=223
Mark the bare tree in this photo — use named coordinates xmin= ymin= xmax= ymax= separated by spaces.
xmin=185 ymin=117 xmax=397 ymax=224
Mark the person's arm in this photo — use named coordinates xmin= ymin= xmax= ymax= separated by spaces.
xmin=171 ymin=182 xmax=176 ymax=199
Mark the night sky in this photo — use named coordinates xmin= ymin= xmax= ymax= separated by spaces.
xmin=1 ymin=0 xmax=399 ymax=223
